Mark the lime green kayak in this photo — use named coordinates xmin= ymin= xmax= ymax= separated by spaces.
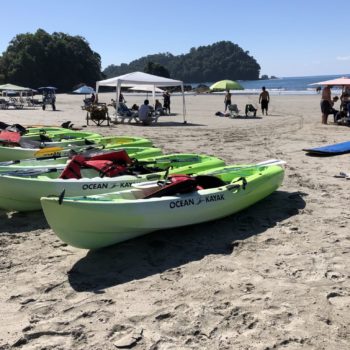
xmin=0 ymin=153 xmax=225 ymax=211
xmin=41 ymin=162 xmax=285 ymax=249
xmin=22 ymin=127 xmax=68 ymax=136
xmin=0 ymin=135 xmax=153 ymax=161
xmin=21 ymin=130 xmax=101 ymax=146
xmin=0 ymin=147 xmax=163 ymax=172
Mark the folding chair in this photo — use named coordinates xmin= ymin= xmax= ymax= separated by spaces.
xmin=228 ymin=104 xmax=240 ymax=118
xmin=245 ymin=104 xmax=257 ymax=117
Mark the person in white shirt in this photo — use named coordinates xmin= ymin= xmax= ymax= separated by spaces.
xmin=138 ymin=99 xmax=152 ymax=125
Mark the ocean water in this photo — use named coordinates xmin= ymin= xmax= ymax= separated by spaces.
xmin=194 ymin=73 xmax=350 ymax=95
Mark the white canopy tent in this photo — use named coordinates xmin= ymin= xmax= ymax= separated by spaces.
xmin=96 ymin=71 xmax=187 ymax=123
xmin=128 ymin=84 xmax=165 ymax=93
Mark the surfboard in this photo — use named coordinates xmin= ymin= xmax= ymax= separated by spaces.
xmin=303 ymin=141 xmax=350 ymax=155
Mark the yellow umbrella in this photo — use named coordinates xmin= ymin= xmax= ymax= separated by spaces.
xmin=209 ymin=79 xmax=244 ymax=91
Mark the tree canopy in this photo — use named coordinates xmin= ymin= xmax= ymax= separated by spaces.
xmin=144 ymin=61 xmax=170 ymax=78
xmin=104 ymin=41 xmax=261 ymax=83
xmin=0 ymin=29 xmax=102 ymax=91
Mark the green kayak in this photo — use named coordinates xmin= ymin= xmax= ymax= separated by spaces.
xmin=21 ymin=130 xmax=101 ymax=146
xmin=41 ymin=161 xmax=285 ymax=249
xmin=0 ymin=152 xmax=225 ymax=211
xmin=0 ymin=135 xmax=153 ymax=161
xmin=0 ymin=147 xmax=163 ymax=172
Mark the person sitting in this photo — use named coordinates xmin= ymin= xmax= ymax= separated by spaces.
xmin=119 ymin=92 xmax=126 ymax=103
xmin=138 ymin=99 xmax=153 ymax=125
xmin=155 ymin=99 xmax=166 ymax=115
xmin=329 ymin=96 xmax=340 ymax=122
xmin=90 ymin=93 xmax=96 ymax=104
xmin=340 ymin=88 xmax=350 ymax=117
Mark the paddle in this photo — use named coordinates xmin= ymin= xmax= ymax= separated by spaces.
xmin=204 ymin=159 xmax=286 ymax=176
xmin=256 ymin=159 xmax=286 ymax=166
xmin=137 ymin=156 xmax=201 ymax=166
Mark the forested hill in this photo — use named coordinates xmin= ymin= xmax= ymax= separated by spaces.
xmin=103 ymin=41 xmax=261 ymax=83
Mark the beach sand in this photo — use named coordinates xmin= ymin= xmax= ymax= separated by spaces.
xmin=1 ymin=92 xmax=350 ymax=349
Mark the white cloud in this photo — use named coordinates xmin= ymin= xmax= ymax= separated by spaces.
xmin=336 ymin=56 xmax=350 ymax=61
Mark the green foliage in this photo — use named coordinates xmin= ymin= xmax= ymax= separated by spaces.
xmin=0 ymin=29 xmax=102 ymax=91
xmin=103 ymin=41 xmax=260 ymax=82
xmin=144 ymin=61 xmax=170 ymax=78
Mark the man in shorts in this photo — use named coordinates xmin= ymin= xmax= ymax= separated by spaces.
xmin=320 ymin=85 xmax=333 ymax=124
xmin=259 ymin=86 xmax=270 ymax=115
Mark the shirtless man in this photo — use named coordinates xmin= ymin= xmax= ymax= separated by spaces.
xmin=259 ymin=86 xmax=270 ymax=115
xmin=320 ymin=85 xmax=332 ymax=124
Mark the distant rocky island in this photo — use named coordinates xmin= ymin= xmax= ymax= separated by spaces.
xmin=103 ymin=41 xmax=261 ymax=83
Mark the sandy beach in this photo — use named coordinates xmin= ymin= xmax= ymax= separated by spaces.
xmin=1 ymin=92 xmax=350 ymax=349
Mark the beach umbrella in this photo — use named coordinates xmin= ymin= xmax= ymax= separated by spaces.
xmin=309 ymin=77 xmax=350 ymax=86
xmin=0 ymin=83 xmax=32 ymax=91
xmin=73 ymin=85 xmax=95 ymax=94
xmin=209 ymin=79 xmax=244 ymax=91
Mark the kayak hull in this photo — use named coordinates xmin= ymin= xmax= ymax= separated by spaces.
xmin=0 ymin=154 xmax=225 ymax=211
xmin=41 ymin=165 xmax=284 ymax=249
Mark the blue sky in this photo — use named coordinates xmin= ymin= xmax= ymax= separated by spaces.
xmin=1 ymin=0 xmax=349 ymax=78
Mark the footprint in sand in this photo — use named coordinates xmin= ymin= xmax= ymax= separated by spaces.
xmin=325 ymin=270 xmax=346 ymax=282
xmin=326 ymin=290 xmax=350 ymax=308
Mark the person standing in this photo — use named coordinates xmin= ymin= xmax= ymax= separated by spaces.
xmin=163 ymin=91 xmax=171 ymax=114
xmin=259 ymin=86 xmax=270 ymax=115
xmin=320 ymin=85 xmax=333 ymax=124
xmin=224 ymin=90 xmax=231 ymax=112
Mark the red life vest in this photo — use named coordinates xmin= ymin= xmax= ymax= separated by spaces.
xmin=59 ymin=150 xmax=133 ymax=179
xmin=0 ymin=131 xmax=21 ymax=145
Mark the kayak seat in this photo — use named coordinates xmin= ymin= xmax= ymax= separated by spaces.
xmin=39 ymin=133 xmax=53 ymax=142
xmin=195 ymin=175 xmax=226 ymax=189
xmin=144 ymin=176 xmax=197 ymax=199
xmin=144 ymin=175 xmax=226 ymax=199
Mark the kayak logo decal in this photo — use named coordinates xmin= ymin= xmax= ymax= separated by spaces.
xmin=205 ymin=194 xmax=225 ymax=202
xmin=82 ymin=183 xmax=108 ymax=190
xmin=120 ymin=182 xmax=133 ymax=188
xmin=169 ymin=198 xmax=195 ymax=209
xmin=169 ymin=194 xmax=225 ymax=209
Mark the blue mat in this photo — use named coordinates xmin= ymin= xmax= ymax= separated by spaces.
xmin=303 ymin=141 xmax=350 ymax=155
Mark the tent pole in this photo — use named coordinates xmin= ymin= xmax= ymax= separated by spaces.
xmin=95 ymin=82 xmax=99 ymax=101
xmin=116 ymin=82 xmax=121 ymax=114
xmin=181 ymin=83 xmax=187 ymax=124
xmin=152 ymin=85 xmax=156 ymax=107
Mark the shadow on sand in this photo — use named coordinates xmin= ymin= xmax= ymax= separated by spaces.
xmin=0 ymin=210 xmax=49 ymax=234
xmin=118 ymin=121 xmax=207 ymax=127
xmin=229 ymin=116 xmax=263 ymax=120
xmin=68 ymin=190 xmax=307 ymax=292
